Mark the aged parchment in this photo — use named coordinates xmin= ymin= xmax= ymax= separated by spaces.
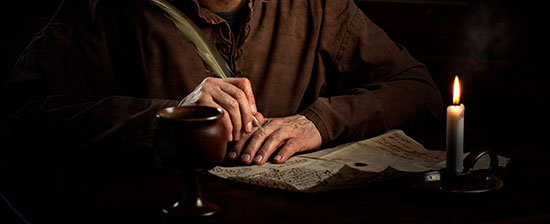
xmin=209 ymin=130 xmax=509 ymax=193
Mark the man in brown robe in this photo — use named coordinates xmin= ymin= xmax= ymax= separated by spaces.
xmin=1 ymin=0 xmax=442 ymax=168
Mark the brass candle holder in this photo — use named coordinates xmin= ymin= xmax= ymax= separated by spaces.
xmin=409 ymin=150 xmax=504 ymax=194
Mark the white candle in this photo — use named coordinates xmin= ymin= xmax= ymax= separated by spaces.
xmin=446 ymin=76 xmax=464 ymax=174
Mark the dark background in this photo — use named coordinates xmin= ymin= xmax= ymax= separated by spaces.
xmin=355 ymin=0 xmax=550 ymax=150
xmin=1 ymin=1 xmax=550 ymax=223
xmin=1 ymin=0 xmax=549 ymax=147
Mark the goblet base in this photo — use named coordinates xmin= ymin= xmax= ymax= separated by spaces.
xmin=162 ymin=199 xmax=220 ymax=217
xmin=161 ymin=169 xmax=220 ymax=217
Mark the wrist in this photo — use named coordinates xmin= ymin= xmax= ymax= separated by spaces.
xmin=298 ymin=115 xmax=322 ymax=149
xmin=299 ymin=109 xmax=328 ymax=146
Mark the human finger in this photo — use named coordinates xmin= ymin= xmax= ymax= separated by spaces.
xmin=251 ymin=127 xmax=291 ymax=165
xmin=195 ymin=96 xmax=233 ymax=142
xmin=227 ymin=112 xmax=265 ymax=161
xmin=218 ymin=80 xmax=254 ymax=134
xmin=254 ymin=112 xmax=265 ymax=127
xmin=227 ymin=128 xmax=253 ymax=160
xmin=208 ymin=84 xmax=243 ymax=141
xmin=239 ymin=119 xmax=280 ymax=164
xmin=224 ymin=78 xmax=257 ymax=113
xmin=272 ymin=139 xmax=303 ymax=164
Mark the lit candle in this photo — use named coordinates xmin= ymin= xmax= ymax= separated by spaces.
xmin=446 ymin=76 xmax=465 ymax=175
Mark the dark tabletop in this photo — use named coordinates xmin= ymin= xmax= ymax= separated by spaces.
xmin=1 ymin=123 xmax=549 ymax=224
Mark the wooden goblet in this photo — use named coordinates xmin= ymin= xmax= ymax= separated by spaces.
xmin=154 ymin=106 xmax=227 ymax=216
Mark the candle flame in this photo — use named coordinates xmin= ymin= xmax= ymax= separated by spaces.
xmin=452 ymin=76 xmax=461 ymax=104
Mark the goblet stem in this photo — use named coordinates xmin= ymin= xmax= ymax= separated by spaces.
xmin=163 ymin=169 xmax=219 ymax=216
xmin=179 ymin=169 xmax=203 ymax=207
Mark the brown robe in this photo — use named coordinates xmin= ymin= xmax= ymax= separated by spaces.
xmin=1 ymin=0 xmax=442 ymax=166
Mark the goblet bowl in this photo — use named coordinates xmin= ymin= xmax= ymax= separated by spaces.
xmin=155 ymin=106 xmax=227 ymax=169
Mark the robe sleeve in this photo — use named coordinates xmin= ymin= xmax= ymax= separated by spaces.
xmin=1 ymin=1 xmax=178 ymax=166
xmin=300 ymin=0 xmax=442 ymax=145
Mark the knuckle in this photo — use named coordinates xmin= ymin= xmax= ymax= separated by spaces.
xmin=270 ymin=118 xmax=283 ymax=125
xmin=237 ymin=77 xmax=248 ymax=85
xmin=242 ymin=131 xmax=254 ymax=139
xmin=284 ymin=141 xmax=295 ymax=149
xmin=204 ymin=77 xmax=216 ymax=83
xmin=268 ymin=134 xmax=281 ymax=142
xmin=243 ymin=146 xmax=256 ymax=155
xmin=290 ymin=143 xmax=302 ymax=152
xmin=234 ymin=89 xmax=246 ymax=100
xmin=241 ymin=78 xmax=251 ymax=87
xmin=252 ymin=131 xmax=265 ymax=140
xmin=283 ymin=124 xmax=294 ymax=132
xmin=228 ymin=99 xmax=239 ymax=110
xmin=200 ymin=84 xmax=213 ymax=93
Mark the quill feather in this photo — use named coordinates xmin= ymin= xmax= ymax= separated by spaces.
xmin=149 ymin=0 xmax=265 ymax=133
xmin=149 ymin=0 xmax=232 ymax=78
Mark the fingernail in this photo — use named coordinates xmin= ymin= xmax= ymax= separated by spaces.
xmin=274 ymin=155 xmax=282 ymax=161
xmin=251 ymin=104 xmax=257 ymax=113
xmin=229 ymin=134 xmax=233 ymax=142
xmin=241 ymin=154 xmax=251 ymax=162
xmin=228 ymin=151 xmax=237 ymax=160
xmin=246 ymin=122 xmax=252 ymax=132
xmin=253 ymin=154 xmax=263 ymax=162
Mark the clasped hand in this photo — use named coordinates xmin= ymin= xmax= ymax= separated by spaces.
xmin=180 ymin=77 xmax=322 ymax=164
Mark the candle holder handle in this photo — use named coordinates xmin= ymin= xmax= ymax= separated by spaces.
xmin=463 ymin=149 xmax=499 ymax=174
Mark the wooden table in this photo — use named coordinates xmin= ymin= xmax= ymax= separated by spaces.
xmin=2 ymin=123 xmax=549 ymax=224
